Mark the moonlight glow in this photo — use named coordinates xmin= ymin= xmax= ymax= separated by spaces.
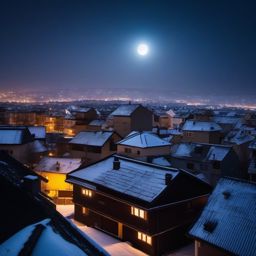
xmin=137 ymin=43 xmax=149 ymax=56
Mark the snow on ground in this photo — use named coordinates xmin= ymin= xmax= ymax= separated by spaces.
xmin=57 ymin=205 xmax=194 ymax=256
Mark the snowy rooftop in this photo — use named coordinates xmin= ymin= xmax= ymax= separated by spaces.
xmin=224 ymin=130 xmax=254 ymax=145
xmin=189 ymin=178 xmax=256 ymax=256
xmin=0 ymin=129 xmax=24 ymax=144
xmin=213 ymin=116 xmax=241 ymax=125
xmin=152 ymin=128 xmax=182 ymax=136
xmin=0 ymin=219 xmax=88 ymax=256
xmin=182 ymin=120 xmax=222 ymax=132
xmin=89 ymin=120 xmax=105 ymax=126
xmin=67 ymin=155 xmax=179 ymax=203
xmin=117 ymin=132 xmax=171 ymax=148
xmin=110 ymin=104 xmax=141 ymax=116
xmin=28 ymin=126 xmax=46 ymax=139
xmin=172 ymin=143 xmax=231 ymax=161
xmin=69 ymin=131 xmax=114 ymax=146
xmin=29 ymin=140 xmax=47 ymax=153
xmin=35 ymin=157 xmax=81 ymax=174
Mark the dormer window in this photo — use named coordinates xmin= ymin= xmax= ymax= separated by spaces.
xmin=82 ymin=188 xmax=92 ymax=197
xmin=131 ymin=206 xmax=147 ymax=220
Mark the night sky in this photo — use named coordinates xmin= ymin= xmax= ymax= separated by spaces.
xmin=0 ymin=0 xmax=256 ymax=97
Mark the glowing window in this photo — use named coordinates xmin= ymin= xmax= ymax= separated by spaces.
xmin=131 ymin=206 xmax=146 ymax=219
xmin=82 ymin=207 xmax=89 ymax=215
xmin=137 ymin=232 xmax=152 ymax=245
xmin=82 ymin=188 xmax=92 ymax=197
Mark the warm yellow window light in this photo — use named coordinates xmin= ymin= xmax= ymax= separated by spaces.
xmin=137 ymin=232 xmax=152 ymax=245
xmin=82 ymin=188 xmax=92 ymax=197
xmin=131 ymin=206 xmax=146 ymax=219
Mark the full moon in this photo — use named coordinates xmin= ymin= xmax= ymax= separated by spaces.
xmin=137 ymin=43 xmax=149 ymax=56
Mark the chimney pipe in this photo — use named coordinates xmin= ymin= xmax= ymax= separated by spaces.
xmin=113 ymin=157 xmax=120 ymax=170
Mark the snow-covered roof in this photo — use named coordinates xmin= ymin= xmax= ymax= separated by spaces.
xmin=213 ymin=116 xmax=241 ymax=125
xmin=117 ymin=132 xmax=171 ymax=148
xmin=0 ymin=130 xmax=23 ymax=144
xmin=35 ymin=157 xmax=81 ymax=174
xmin=152 ymin=128 xmax=182 ymax=136
xmin=224 ymin=130 xmax=254 ymax=145
xmin=67 ymin=155 xmax=179 ymax=203
xmin=28 ymin=126 xmax=46 ymax=139
xmin=0 ymin=219 xmax=88 ymax=256
xmin=151 ymin=157 xmax=171 ymax=167
xmin=166 ymin=109 xmax=176 ymax=117
xmin=69 ymin=131 xmax=114 ymax=146
xmin=182 ymin=120 xmax=222 ymax=132
xmin=29 ymin=140 xmax=47 ymax=153
xmin=89 ymin=120 xmax=105 ymax=126
xmin=110 ymin=104 xmax=141 ymax=116
xmin=172 ymin=143 xmax=231 ymax=161
xmin=0 ymin=127 xmax=33 ymax=145
xmin=189 ymin=178 xmax=256 ymax=256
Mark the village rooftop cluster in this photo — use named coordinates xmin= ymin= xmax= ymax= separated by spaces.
xmin=1 ymin=101 xmax=256 ymax=255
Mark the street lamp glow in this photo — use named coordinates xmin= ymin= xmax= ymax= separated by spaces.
xmin=137 ymin=43 xmax=149 ymax=56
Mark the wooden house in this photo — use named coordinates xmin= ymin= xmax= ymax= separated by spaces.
xmin=171 ymin=143 xmax=241 ymax=186
xmin=117 ymin=131 xmax=171 ymax=159
xmin=69 ymin=131 xmax=121 ymax=165
xmin=182 ymin=120 xmax=222 ymax=144
xmin=66 ymin=155 xmax=212 ymax=255
xmin=110 ymin=104 xmax=153 ymax=137
xmin=0 ymin=127 xmax=35 ymax=164
xmin=34 ymin=157 xmax=82 ymax=204
xmin=189 ymin=178 xmax=256 ymax=256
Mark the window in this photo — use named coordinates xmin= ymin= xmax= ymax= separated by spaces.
xmin=124 ymin=148 xmax=132 ymax=153
xmin=82 ymin=188 xmax=92 ymax=197
xmin=82 ymin=207 xmax=89 ymax=215
xmin=87 ymin=146 xmax=101 ymax=153
xmin=186 ymin=132 xmax=192 ymax=137
xmin=137 ymin=150 xmax=140 ymax=155
xmin=131 ymin=206 xmax=146 ymax=220
xmin=138 ymin=232 xmax=152 ymax=245
xmin=72 ymin=144 xmax=84 ymax=151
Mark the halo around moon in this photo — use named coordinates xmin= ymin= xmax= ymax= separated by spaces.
xmin=137 ymin=43 xmax=149 ymax=56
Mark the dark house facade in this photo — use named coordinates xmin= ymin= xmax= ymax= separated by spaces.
xmin=67 ymin=155 xmax=212 ymax=255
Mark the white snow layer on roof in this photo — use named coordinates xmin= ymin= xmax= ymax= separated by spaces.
xmin=28 ymin=126 xmax=46 ymax=139
xmin=110 ymin=104 xmax=140 ymax=116
xmin=118 ymin=132 xmax=170 ymax=148
xmin=35 ymin=157 xmax=81 ymax=173
xmin=68 ymin=156 xmax=178 ymax=202
xmin=89 ymin=120 xmax=105 ymax=126
xmin=151 ymin=157 xmax=171 ymax=166
xmin=182 ymin=120 xmax=222 ymax=131
xmin=173 ymin=143 xmax=230 ymax=161
xmin=0 ymin=219 xmax=87 ymax=256
xmin=69 ymin=131 xmax=113 ymax=146
xmin=206 ymin=146 xmax=229 ymax=161
xmin=0 ymin=130 xmax=23 ymax=144
xmin=30 ymin=140 xmax=47 ymax=153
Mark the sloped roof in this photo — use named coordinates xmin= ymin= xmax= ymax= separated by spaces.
xmin=29 ymin=140 xmax=47 ymax=153
xmin=69 ymin=131 xmax=114 ymax=146
xmin=224 ymin=130 xmax=254 ymax=145
xmin=89 ymin=120 xmax=105 ymax=126
xmin=0 ymin=219 xmax=88 ymax=256
xmin=0 ymin=127 xmax=33 ymax=145
xmin=182 ymin=120 xmax=222 ymax=132
xmin=117 ymin=132 xmax=171 ymax=148
xmin=172 ymin=143 xmax=231 ymax=161
xmin=110 ymin=104 xmax=141 ymax=116
xmin=28 ymin=126 xmax=46 ymax=140
xmin=35 ymin=157 xmax=81 ymax=174
xmin=189 ymin=178 xmax=256 ymax=256
xmin=67 ymin=155 xmax=179 ymax=203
